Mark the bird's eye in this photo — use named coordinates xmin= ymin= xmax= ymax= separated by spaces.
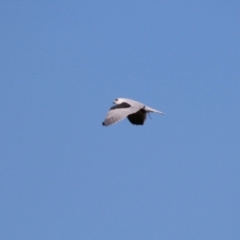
xmin=115 ymin=99 xmax=118 ymax=101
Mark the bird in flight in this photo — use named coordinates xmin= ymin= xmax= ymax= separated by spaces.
xmin=102 ymin=98 xmax=164 ymax=126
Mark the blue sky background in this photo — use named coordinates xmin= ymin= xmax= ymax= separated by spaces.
xmin=1 ymin=1 xmax=240 ymax=239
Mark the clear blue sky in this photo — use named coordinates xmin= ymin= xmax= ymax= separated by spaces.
xmin=1 ymin=1 xmax=240 ymax=239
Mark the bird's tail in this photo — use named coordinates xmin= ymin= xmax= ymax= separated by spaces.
xmin=145 ymin=106 xmax=164 ymax=115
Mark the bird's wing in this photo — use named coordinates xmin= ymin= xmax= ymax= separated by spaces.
xmin=127 ymin=109 xmax=146 ymax=125
xmin=102 ymin=103 xmax=140 ymax=126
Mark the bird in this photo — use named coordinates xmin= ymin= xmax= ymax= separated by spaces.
xmin=102 ymin=98 xmax=164 ymax=126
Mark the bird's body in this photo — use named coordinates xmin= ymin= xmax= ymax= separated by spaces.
xmin=102 ymin=98 xmax=164 ymax=126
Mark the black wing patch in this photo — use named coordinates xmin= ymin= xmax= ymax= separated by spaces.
xmin=110 ymin=102 xmax=131 ymax=110
xmin=127 ymin=108 xmax=146 ymax=125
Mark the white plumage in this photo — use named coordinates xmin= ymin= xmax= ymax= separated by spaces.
xmin=102 ymin=98 xmax=164 ymax=126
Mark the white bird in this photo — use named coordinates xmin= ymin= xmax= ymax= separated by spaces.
xmin=102 ymin=98 xmax=164 ymax=126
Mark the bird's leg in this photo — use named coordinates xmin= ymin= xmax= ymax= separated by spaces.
xmin=147 ymin=112 xmax=152 ymax=119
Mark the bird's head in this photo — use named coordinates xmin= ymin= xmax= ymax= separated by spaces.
xmin=113 ymin=98 xmax=125 ymax=105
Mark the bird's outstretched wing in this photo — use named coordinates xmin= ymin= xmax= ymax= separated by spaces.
xmin=102 ymin=102 xmax=139 ymax=126
xmin=127 ymin=109 xmax=146 ymax=125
